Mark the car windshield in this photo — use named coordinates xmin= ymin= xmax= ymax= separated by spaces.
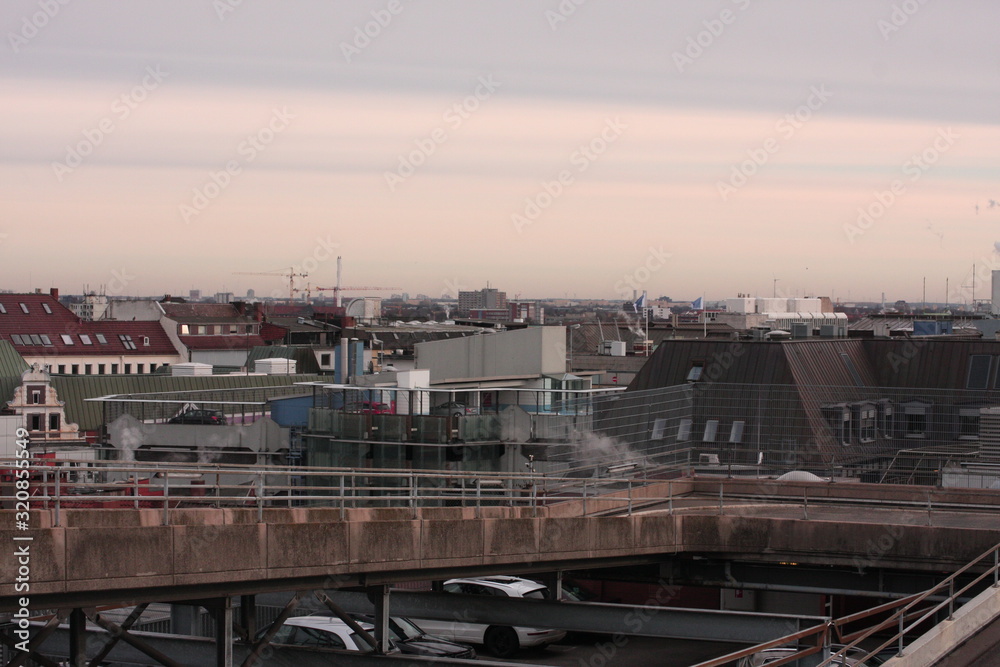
xmin=389 ymin=617 xmax=424 ymax=641
xmin=522 ymin=587 xmax=551 ymax=600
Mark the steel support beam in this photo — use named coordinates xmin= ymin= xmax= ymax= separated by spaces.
xmin=87 ymin=610 xmax=184 ymax=667
xmin=69 ymin=608 xmax=86 ymax=667
xmin=36 ymin=625 xmax=553 ymax=666
xmin=215 ymin=598 xmax=233 ymax=667
xmin=88 ymin=602 xmax=149 ymax=667
xmin=327 ymin=590 xmax=828 ymax=644
xmin=370 ymin=585 xmax=391 ymax=655
xmin=6 ymin=609 xmax=68 ymax=667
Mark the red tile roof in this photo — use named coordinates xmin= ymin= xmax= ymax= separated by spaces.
xmin=0 ymin=294 xmax=179 ymax=357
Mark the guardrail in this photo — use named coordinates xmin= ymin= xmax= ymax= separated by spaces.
xmin=6 ymin=458 xmax=1000 ymax=528
xmin=690 ymin=540 xmax=1000 ymax=667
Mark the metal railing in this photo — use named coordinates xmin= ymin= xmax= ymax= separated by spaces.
xmin=7 ymin=458 xmax=1000 ymax=528
xmin=691 ymin=540 xmax=1000 ymax=667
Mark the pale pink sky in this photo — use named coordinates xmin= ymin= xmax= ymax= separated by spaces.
xmin=1 ymin=1 xmax=998 ymax=304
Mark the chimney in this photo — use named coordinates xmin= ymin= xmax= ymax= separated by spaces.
xmin=254 ymin=302 xmax=264 ymax=322
xmin=233 ymin=301 xmax=246 ymax=316
xmin=49 ymin=287 xmax=59 ymax=299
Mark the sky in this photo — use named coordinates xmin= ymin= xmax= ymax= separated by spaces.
xmin=1 ymin=0 xmax=999 ymax=305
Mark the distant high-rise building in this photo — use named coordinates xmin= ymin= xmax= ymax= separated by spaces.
xmin=214 ymin=292 xmax=234 ymax=304
xmin=247 ymin=289 xmax=255 ymax=299
xmin=458 ymin=287 xmax=507 ymax=313
xmin=189 ymin=289 xmax=201 ymax=300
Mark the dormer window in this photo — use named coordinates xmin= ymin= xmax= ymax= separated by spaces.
xmin=19 ymin=303 xmax=28 ymax=313
xmin=42 ymin=303 xmax=52 ymax=314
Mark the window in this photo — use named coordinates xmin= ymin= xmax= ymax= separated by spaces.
xmin=71 ymin=364 xmax=79 ymax=374
xmin=729 ymin=421 xmax=745 ymax=444
xmin=57 ymin=365 xmax=65 ymax=374
xmin=959 ymin=408 xmax=981 ymax=440
xmin=98 ymin=364 xmax=106 ymax=374
xmin=111 ymin=364 xmax=118 ymax=374
xmin=137 ymin=364 xmax=145 ymax=374
xmin=824 ymin=404 xmax=851 ymax=446
xmin=19 ymin=303 xmax=28 ymax=314
xmin=857 ymin=404 xmax=876 ymax=443
xmin=677 ymin=418 xmax=692 ymax=441
xmin=42 ymin=303 xmax=51 ymax=314
xmin=95 ymin=334 xmax=108 ymax=344
xmin=143 ymin=336 xmax=150 ymax=346
xmin=197 ymin=325 xmax=207 ymax=335
xmin=246 ymin=325 xmax=254 ymax=334
xmin=11 ymin=334 xmax=23 ymax=345
xmin=180 ymin=325 xmax=190 ymax=335
xmin=28 ymin=386 xmax=43 ymax=404
xmin=119 ymin=335 xmax=136 ymax=350
xmin=29 ymin=335 xmax=42 ymax=345
xmin=49 ymin=414 xmax=59 ymax=431
xmin=150 ymin=364 xmax=157 ymax=373
xmin=903 ymin=402 xmax=929 ymax=438
xmin=124 ymin=364 xmax=131 ymax=374
xmin=703 ymin=419 xmax=719 ymax=442
xmin=320 ymin=353 xmax=331 ymax=366
xmin=0 ymin=303 xmax=5 ymax=314
xmin=29 ymin=414 xmax=42 ymax=431
xmin=686 ymin=363 xmax=704 ymax=382
xmin=39 ymin=334 xmax=52 ymax=346
xmin=967 ymin=355 xmax=992 ymax=390
xmin=651 ymin=417 xmax=667 ymax=440
xmin=84 ymin=364 xmax=93 ymax=375
xmin=61 ymin=334 xmax=74 ymax=345
xmin=80 ymin=334 xmax=92 ymax=345
xmin=229 ymin=325 xmax=238 ymax=334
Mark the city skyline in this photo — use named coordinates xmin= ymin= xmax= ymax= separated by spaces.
xmin=2 ymin=1 xmax=999 ymax=303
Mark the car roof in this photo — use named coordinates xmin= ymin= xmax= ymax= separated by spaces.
xmin=284 ymin=616 xmax=374 ymax=631
xmin=445 ymin=576 xmax=547 ymax=594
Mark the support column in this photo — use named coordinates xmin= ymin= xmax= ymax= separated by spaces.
xmin=371 ymin=585 xmax=391 ymax=655
xmin=239 ymin=595 xmax=257 ymax=642
xmin=68 ymin=608 xmax=86 ymax=667
xmin=215 ymin=598 xmax=232 ymax=667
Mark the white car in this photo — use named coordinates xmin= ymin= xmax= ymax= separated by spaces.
xmin=413 ymin=576 xmax=567 ymax=658
xmin=261 ymin=616 xmax=380 ymax=653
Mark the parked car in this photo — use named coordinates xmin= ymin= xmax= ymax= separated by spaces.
xmin=413 ymin=576 xmax=566 ymax=658
xmin=167 ymin=409 xmax=227 ymax=425
xmin=739 ymin=645 xmax=874 ymax=667
xmin=258 ymin=616 xmax=377 ymax=652
xmin=350 ymin=614 xmax=476 ymax=659
xmin=430 ymin=401 xmax=479 ymax=417
xmin=358 ymin=401 xmax=392 ymax=414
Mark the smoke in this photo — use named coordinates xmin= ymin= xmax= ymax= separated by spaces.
xmin=572 ymin=431 xmax=642 ymax=474
xmin=993 ymin=241 xmax=1000 ymax=253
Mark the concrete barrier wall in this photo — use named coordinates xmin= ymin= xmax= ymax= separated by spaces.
xmin=4 ymin=480 xmax=1000 ymax=611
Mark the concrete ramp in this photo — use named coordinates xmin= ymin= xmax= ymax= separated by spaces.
xmin=882 ymin=584 xmax=1000 ymax=666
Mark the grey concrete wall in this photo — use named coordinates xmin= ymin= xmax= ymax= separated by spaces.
xmin=415 ymin=326 xmax=565 ymax=384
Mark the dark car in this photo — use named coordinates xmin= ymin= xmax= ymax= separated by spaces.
xmin=351 ymin=614 xmax=476 ymax=659
xmin=430 ymin=401 xmax=479 ymax=417
xmin=167 ymin=409 xmax=227 ymax=425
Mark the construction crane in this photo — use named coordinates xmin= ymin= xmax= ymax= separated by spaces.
xmin=232 ymin=267 xmax=308 ymax=300
xmin=311 ymin=284 xmax=401 ymax=306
